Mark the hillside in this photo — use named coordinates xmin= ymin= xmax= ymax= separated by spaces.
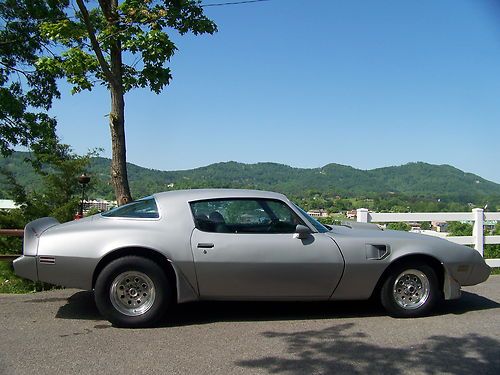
xmin=1 ymin=152 xmax=499 ymax=201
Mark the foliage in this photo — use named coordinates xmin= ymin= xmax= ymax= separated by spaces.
xmin=484 ymin=223 xmax=500 ymax=261
xmin=447 ymin=222 xmax=473 ymax=237
xmin=2 ymin=154 xmax=500 ymax=214
xmin=37 ymin=0 xmax=217 ymax=95
xmin=386 ymin=222 xmax=410 ymax=231
xmin=0 ymin=208 xmax=24 ymax=255
xmin=0 ymin=145 xmax=97 ymax=259
xmin=14 ymin=0 xmax=217 ymax=204
xmin=1 ymin=145 xmax=97 ymax=223
xmin=420 ymin=221 xmax=431 ymax=230
xmin=0 ymin=0 xmax=64 ymax=156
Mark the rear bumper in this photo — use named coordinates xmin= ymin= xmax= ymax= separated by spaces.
xmin=13 ymin=254 xmax=94 ymax=289
xmin=13 ymin=256 xmax=38 ymax=282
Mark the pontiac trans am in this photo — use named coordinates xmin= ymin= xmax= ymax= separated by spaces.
xmin=13 ymin=189 xmax=490 ymax=327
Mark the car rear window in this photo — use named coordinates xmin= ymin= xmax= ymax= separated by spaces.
xmin=101 ymin=197 xmax=159 ymax=219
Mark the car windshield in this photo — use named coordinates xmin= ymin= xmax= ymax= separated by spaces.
xmin=293 ymin=203 xmax=329 ymax=233
xmin=101 ymin=197 xmax=159 ymax=219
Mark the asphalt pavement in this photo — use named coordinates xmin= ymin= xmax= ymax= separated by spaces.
xmin=0 ymin=277 xmax=499 ymax=375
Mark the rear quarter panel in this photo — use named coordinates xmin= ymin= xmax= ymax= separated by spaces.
xmin=36 ymin=196 xmax=198 ymax=291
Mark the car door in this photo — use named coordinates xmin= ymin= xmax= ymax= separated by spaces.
xmin=190 ymin=198 xmax=344 ymax=299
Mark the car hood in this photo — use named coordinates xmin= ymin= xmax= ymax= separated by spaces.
xmin=325 ymin=223 xmax=455 ymax=248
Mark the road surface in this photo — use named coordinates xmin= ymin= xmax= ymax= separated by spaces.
xmin=0 ymin=277 xmax=499 ymax=375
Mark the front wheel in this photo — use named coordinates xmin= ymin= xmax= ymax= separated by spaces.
xmin=380 ymin=263 xmax=441 ymax=318
xmin=94 ymin=256 xmax=172 ymax=327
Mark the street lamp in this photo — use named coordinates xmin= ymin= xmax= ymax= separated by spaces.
xmin=77 ymin=173 xmax=91 ymax=218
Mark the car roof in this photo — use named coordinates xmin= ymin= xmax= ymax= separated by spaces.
xmin=153 ymin=189 xmax=288 ymax=203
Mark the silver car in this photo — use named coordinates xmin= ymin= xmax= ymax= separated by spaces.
xmin=13 ymin=189 xmax=490 ymax=327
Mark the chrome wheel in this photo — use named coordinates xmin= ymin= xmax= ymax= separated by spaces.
xmin=392 ymin=269 xmax=430 ymax=310
xmin=110 ymin=271 xmax=156 ymax=317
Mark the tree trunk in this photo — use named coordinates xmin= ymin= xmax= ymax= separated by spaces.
xmin=77 ymin=0 xmax=132 ymax=205
xmin=109 ymin=87 xmax=132 ymax=206
xmin=108 ymin=0 xmax=132 ymax=205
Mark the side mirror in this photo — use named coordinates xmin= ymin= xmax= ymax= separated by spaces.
xmin=295 ymin=224 xmax=311 ymax=239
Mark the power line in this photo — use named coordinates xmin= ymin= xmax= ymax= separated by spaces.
xmin=201 ymin=0 xmax=272 ymax=8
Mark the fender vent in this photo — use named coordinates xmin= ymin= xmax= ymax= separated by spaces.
xmin=366 ymin=244 xmax=390 ymax=260
xmin=39 ymin=256 xmax=55 ymax=265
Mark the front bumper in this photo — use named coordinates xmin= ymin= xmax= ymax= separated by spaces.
xmin=13 ymin=256 xmax=38 ymax=282
xmin=467 ymin=261 xmax=491 ymax=285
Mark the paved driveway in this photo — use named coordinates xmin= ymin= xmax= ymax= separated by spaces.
xmin=0 ymin=277 xmax=499 ymax=375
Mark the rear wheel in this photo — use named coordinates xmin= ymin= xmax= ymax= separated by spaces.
xmin=94 ymin=256 xmax=172 ymax=327
xmin=380 ymin=263 xmax=440 ymax=317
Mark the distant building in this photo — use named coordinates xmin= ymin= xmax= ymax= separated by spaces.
xmin=408 ymin=222 xmax=422 ymax=232
xmin=346 ymin=210 xmax=357 ymax=219
xmin=83 ymin=199 xmax=117 ymax=213
xmin=484 ymin=220 xmax=498 ymax=232
xmin=307 ymin=209 xmax=329 ymax=218
xmin=407 ymin=222 xmax=422 ymax=233
xmin=431 ymin=221 xmax=448 ymax=232
xmin=0 ymin=199 xmax=20 ymax=211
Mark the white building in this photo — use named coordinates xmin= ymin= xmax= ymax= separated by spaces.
xmin=346 ymin=210 xmax=357 ymax=219
xmin=83 ymin=199 xmax=117 ymax=213
xmin=0 ymin=199 xmax=20 ymax=210
xmin=307 ymin=209 xmax=329 ymax=218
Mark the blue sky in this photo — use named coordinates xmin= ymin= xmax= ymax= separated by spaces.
xmin=50 ymin=0 xmax=500 ymax=182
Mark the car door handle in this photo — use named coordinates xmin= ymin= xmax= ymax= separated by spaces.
xmin=197 ymin=243 xmax=214 ymax=249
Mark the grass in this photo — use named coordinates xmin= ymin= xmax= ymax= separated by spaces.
xmin=0 ymin=261 xmax=57 ymax=294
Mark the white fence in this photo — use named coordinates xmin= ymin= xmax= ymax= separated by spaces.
xmin=356 ymin=208 xmax=500 ymax=268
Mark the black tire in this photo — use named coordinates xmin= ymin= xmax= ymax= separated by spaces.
xmin=380 ymin=263 xmax=441 ymax=318
xmin=94 ymin=256 xmax=173 ymax=328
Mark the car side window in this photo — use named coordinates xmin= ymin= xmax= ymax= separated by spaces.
xmin=101 ymin=198 xmax=159 ymax=219
xmin=190 ymin=199 xmax=303 ymax=234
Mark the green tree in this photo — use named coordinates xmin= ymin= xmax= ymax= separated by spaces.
xmin=0 ymin=0 xmax=63 ymax=156
xmin=420 ymin=221 xmax=431 ymax=230
xmin=447 ymin=222 xmax=473 ymax=236
xmin=484 ymin=223 xmax=500 ymax=260
xmin=31 ymin=0 xmax=217 ymax=205
xmin=0 ymin=144 xmax=96 ymax=224
xmin=387 ymin=222 xmax=410 ymax=231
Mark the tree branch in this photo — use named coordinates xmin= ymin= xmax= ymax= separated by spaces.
xmin=75 ymin=0 xmax=118 ymax=88
xmin=97 ymin=0 xmax=112 ymax=21
xmin=0 ymin=61 xmax=33 ymax=78
xmin=40 ymin=42 xmax=58 ymax=58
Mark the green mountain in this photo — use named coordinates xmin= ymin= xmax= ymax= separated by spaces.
xmin=1 ymin=152 xmax=499 ymax=201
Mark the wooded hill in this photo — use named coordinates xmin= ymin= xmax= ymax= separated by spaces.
xmin=1 ymin=152 xmax=499 ymax=202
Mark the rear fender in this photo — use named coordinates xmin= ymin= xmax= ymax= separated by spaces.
xmin=23 ymin=217 xmax=60 ymax=256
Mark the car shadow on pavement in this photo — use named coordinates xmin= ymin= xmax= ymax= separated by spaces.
xmin=55 ymin=291 xmax=102 ymax=321
xmin=437 ymin=290 xmax=500 ymax=315
xmin=234 ymin=323 xmax=500 ymax=375
xmin=55 ymin=290 xmax=499 ymax=326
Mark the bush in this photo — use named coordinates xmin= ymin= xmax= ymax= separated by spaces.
xmin=386 ymin=222 xmax=410 ymax=231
